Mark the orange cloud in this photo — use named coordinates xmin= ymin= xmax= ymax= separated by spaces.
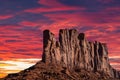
xmin=0 ymin=58 xmax=40 ymax=78
xmin=0 ymin=72 xmax=7 ymax=78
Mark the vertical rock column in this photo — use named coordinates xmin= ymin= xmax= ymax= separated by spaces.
xmin=42 ymin=30 xmax=61 ymax=64
xmin=78 ymin=33 xmax=94 ymax=70
xmin=94 ymin=42 xmax=111 ymax=73
xmin=59 ymin=29 xmax=80 ymax=70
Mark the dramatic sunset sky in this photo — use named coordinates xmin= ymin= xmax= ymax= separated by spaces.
xmin=0 ymin=0 xmax=120 ymax=78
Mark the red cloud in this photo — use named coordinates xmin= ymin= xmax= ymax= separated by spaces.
xmin=25 ymin=0 xmax=85 ymax=14
xmin=0 ymin=15 xmax=13 ymax=20
xmin=0 ymin=24 xmax=43 ymax=60
xmin=24 ymin=7 xmax=84 ymax=13
xmin=38 ymin=0 xmax=63 ymax=7
xmin=19 ymin=21 xmax=39 ymax=26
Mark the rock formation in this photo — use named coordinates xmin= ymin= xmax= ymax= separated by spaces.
xmin=4 ymin=29 xmax=120 ymax=80
xmin=42 ymin=29 xmax=120 ymax=78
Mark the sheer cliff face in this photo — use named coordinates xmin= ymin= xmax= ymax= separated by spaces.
xmin=42 ymin=29 xmax=119 ymax=78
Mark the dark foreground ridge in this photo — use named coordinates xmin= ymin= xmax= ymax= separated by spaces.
xmin=4 ymin=29 xmax=120 ymax=80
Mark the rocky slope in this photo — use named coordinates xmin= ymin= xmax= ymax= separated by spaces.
xmin=4 ymin=29 xmax=120 ymax=80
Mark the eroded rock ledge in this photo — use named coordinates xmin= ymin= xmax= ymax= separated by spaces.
xmin=42 ymin=29 xmax=120 ymax=78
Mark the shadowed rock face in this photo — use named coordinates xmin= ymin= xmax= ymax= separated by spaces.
xmin=4 ymin=29 xmax=120 ymax=80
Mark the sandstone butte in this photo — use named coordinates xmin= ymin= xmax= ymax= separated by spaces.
xmin=3 ymin=29 xmax=120 ymax=80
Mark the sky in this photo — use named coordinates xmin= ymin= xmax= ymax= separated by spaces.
xmin=0 ymin=0 xmax=120 ymax=78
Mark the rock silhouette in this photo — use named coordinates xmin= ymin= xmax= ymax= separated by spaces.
xmin=4 ymin=29 xmax=120 ymax=80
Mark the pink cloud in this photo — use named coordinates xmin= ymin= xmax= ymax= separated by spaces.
xmin=0 ymin=24 xmax=42 ymax=60
xmin=24 ymin=0 xmax=85 ymax=14
xmin=38 ymin=0 xmax=63 ymax=7
xmin=19 ymin=21 xmax=39 ymax=26
xmin=24 ymin=7 xmax=84 ymax=13
xmin=0 ymin=15 xmax=13 ymax=20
